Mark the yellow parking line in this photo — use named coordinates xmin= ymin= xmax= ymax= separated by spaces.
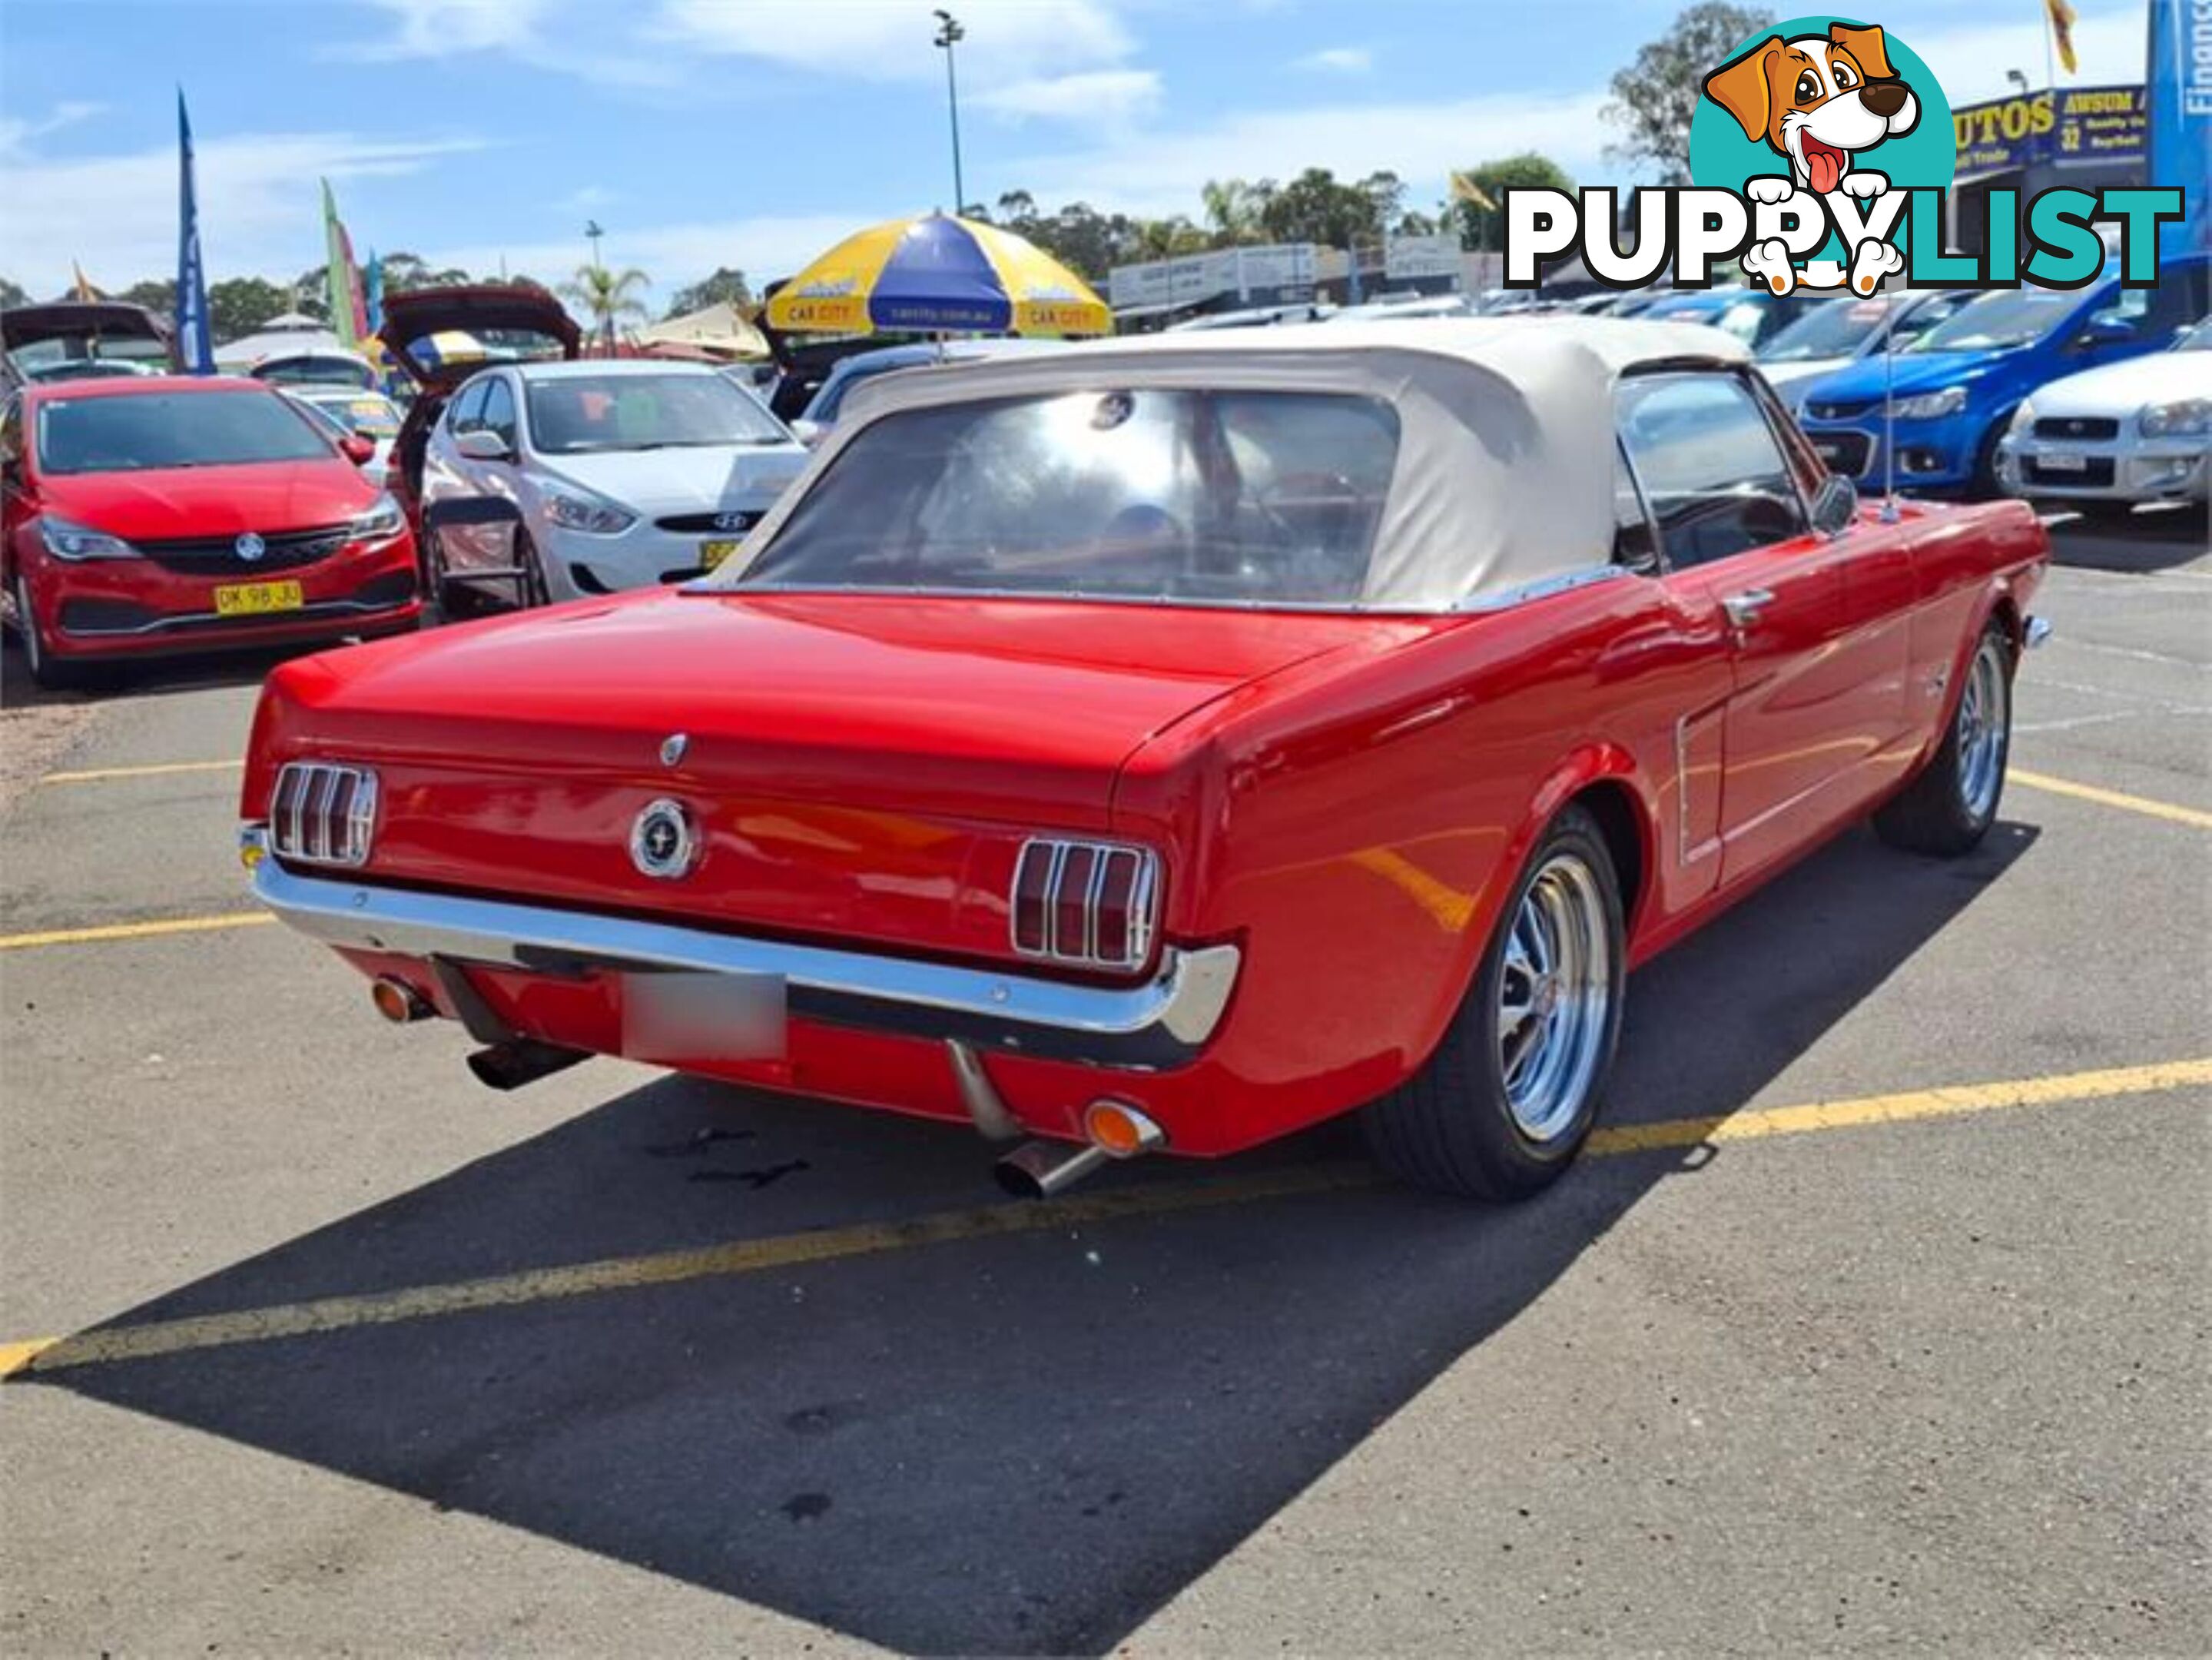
xmin=2011 ymin=769 xmax=2212 ymax=831
xmin=40 ymin=759 xmax=243 ymax=785
xmin=0 ymin=912 xmax=273 ymax=951
xmin=5 ymin=1056 xmax=2203 ymax=1380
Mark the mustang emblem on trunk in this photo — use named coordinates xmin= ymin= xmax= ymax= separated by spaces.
xmin=630 ymin=798 xmax=698 ymax=880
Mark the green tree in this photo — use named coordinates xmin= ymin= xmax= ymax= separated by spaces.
xmin=558 ymin=263 xmax=651 ymax=344
xmin=1199 ymin=179 xmax=1269 ymax=245
xmin=207 ymin=277 xmax=290 ymax=344
xmin=664 ymin=267 xmax=753 ymax=318
xmin=0 ymin=274 xmax=30 ymax=310
xmin=1449 ymin=153 xmax=1578 ymax=250
xmin=1602 ymin=2 xmax=1776 ymax=184
xmin=118 ymin=278 xmax=177 ymax=317
xmin=1259 ymin=168 xmax=1379 ymax=248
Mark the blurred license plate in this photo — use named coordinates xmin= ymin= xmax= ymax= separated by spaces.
xmin=213 ymin=580 xmax=304 ymax=616
xmin=618 ymin=971 xmax=786 ymax=1063
xmin=2037 ymin=451 xmax=2088 ymax=472
xmin=699 ymin=540 xmax=741 ymax=571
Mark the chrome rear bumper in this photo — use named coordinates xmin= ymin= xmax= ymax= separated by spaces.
xmin=244 ymin=830 xmax=1238 ymax=1071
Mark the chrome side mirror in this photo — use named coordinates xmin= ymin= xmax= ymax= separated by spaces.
xmin=1810 ymin=472 xmax=1859 ymax=537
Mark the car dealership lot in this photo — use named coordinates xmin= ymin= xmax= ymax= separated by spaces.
xmin=2 ymin=513 xmax=2206 ymax=1655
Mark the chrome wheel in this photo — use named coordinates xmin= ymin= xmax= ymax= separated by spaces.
xmin=1497 ymin=852 xmax=1613 ymax=1144
xmin=1955 ymin=636 xmax=2009 ymax=822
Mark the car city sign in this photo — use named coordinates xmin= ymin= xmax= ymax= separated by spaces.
xmin=1504 ymin=15 xmax=2187 ymax=297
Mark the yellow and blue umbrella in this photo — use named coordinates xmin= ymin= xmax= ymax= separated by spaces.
xmin=765 ymin=211 xmax=1109 ymax=338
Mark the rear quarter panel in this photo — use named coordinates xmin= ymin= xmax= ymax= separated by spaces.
xmin=1109 ymin=576 xmax=1724 ymax=1149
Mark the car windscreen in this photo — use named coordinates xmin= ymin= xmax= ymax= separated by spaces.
xmin=734 ymin=388 xmax=1402 ymax=607
xmin=35 ymin=390 xmax=334 ymax=475
xmin=1759 ymin=296 xmax=1900 ymax=361
xmin=524 ymin=374 xmax=789 ymax=454
xmin=1909 ymin=287 xmax=2077 ymax=353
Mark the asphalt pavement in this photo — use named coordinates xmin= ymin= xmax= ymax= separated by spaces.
xmin=1 ymin=507 xmax=2206 ymax=1656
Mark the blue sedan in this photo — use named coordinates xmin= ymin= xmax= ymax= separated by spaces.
xmin=1796 ymin=255 xmax=2210 ymax=497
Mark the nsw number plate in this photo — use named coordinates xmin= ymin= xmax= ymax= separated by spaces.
xmin=213 ymin=580 xmax=304 ymax=616
xmin=700 ymin=540 xmax=741 ymax=571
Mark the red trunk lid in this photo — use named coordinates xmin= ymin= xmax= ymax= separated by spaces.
xmin=251 ymin=589 xmax=1391 ymax=964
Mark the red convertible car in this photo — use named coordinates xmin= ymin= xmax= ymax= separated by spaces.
xmin=239 ymin=320 xmax=2048 ymax=1200
xmin=3 ymin=374 xmax=419 ymax=688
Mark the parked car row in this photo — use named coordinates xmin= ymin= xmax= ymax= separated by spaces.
xmin=6 ymin=255 xmax=2200 ymax=693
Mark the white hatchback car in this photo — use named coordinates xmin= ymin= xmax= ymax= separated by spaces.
xmin=419 ymin=359 xmax=808 ymax=607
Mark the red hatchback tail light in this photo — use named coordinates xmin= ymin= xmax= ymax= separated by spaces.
xmin=1010 ymin=838 xmax=1159 ymax=971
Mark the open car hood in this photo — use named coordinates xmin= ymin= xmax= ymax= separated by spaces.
xmin=2 ymin=302 xmax=172 ymax=383
xmin=375 ymin=284 xmax=581 ymax=393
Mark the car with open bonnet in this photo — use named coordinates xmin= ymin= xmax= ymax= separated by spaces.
xmin=239 ymin=318 xmax=2049 ymax=1200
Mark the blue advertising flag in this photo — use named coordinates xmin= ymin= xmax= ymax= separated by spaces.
xmin=174 ymin=91 xmax=215 ymax=374
xmin=2148 ymin=0 xmax=2210 ymax=256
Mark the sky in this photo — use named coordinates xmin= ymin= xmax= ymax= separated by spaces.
xmin=0 ymin=0 xmax=2158 ymax=304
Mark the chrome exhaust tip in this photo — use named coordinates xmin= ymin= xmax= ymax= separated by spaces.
xmin=370 ymin=976 xmax=434 ymax=1024
xmin=993 ymin=1140 xmax=1113 ymax=1200
xmin=993 ymin=1099 xmax=1166 ymax=1198
xmin=465 ymin=1038 xmax=589 ymax=1091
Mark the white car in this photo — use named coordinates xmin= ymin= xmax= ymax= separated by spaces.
xmin=1998 ymin=314 xmax=2212 ymax=522
xmin=419 ymin=358 xmax=809 ymax=606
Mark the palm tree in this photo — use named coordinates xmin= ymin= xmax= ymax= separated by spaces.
xmin=557 ymin=263 xmax=651 ymax=348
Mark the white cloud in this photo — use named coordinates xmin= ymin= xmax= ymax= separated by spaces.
xmin=0 ymin=101 xmax=106 ymax=159
xmin=1008 ymin=87 xmax=1612 ymax=221
xmin=649 ymin=0 xmax=1133 ymax=86
xmin=339 ymin=0 xmax=555 ymax=59
xmin=425 ymin=212 xmax=883 ymax=296
xmin=971 ymin=70 xmax=1162 ymax=123
xmin=0 ymin=129 xmax=490 ymax=296
xmin=1905 ymin=3 xmax=2144 ymax=107
xmin=332 ymin=0 xmax=672 ymax=86
xmin=1293 ymin=47 xmax=1372 ymax=75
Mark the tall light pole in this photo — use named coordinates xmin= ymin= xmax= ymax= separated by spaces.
xmin=583 ymin=220 xmax=611 ymax=350
xmin=933 ymin=10 xmax=966 ymax=214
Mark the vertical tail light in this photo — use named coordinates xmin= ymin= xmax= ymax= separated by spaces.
xmin=1010 ymin=839 xmax=1159 ymax=971
xmin=270 ymin=761 xmax=379 ymax=867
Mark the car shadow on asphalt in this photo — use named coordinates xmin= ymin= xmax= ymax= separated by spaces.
xmin=2042 ymin=506 xmax=2210 ymax=576
xmin=27 ymin=821 xmax=2035 ymax=1654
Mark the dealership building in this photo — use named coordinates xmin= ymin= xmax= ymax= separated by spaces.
xmin=1948 ymin=82 xmax=2150 ymax=254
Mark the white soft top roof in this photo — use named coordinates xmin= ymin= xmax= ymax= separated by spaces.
xmin=743 ymin=317 xmax=1750 ymax=609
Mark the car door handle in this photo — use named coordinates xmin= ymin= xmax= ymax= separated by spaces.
xmin=1722 ymin=588 xmax=1775 ymax=629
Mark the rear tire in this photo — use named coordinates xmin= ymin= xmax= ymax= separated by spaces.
xmin=1875 ymin=620 xmax=2012 ymax=857
xmin=1362 ymin=804 xmax=1625 ymax=1201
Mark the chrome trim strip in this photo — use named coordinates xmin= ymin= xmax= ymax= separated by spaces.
xmin=245 ymin=830 xmax=1238 ymax=1071
xmin=59 ymin=594 xmax=413 ymax=639
xmin=270 ymin=763 xmax=376 ymax=868
xmin=1452 ymin=565 xmax=1632 ymax=615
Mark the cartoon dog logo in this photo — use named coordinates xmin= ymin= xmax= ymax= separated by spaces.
xmin=1703 ymin=22 xmax=1922 ymax=294
xmin=1705 ymin=23 xmax=1920 ymax=198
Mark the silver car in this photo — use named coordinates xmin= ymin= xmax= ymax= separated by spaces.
xmin=1998 ymin=315 xmax=2212 ymax=522
xmin=420 ymin=359 xmax=808 ymax=607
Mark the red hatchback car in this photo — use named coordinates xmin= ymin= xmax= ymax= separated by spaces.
xmin=2 ymin=375 xmax=420 ymax=687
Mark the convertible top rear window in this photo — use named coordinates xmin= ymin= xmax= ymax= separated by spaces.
xmin=738 ymin=388 xmax=1401 ymax=607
